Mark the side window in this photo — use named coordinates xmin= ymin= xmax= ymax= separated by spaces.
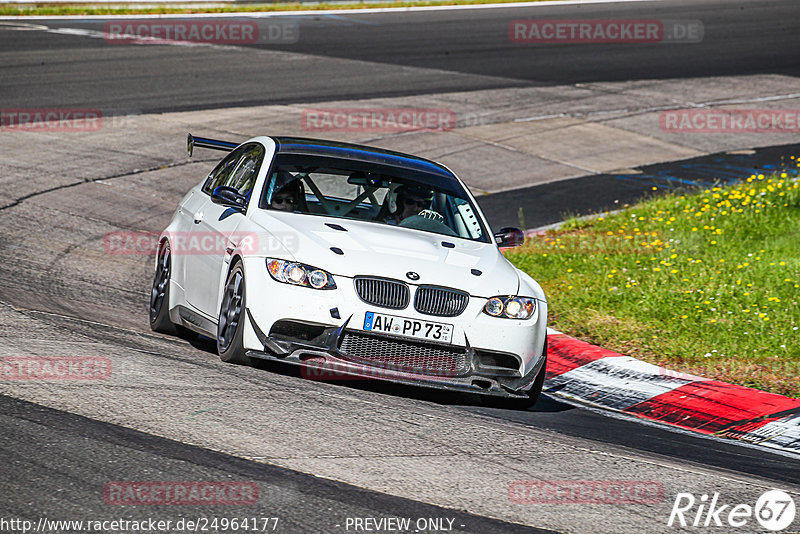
xmin=201 ymin=144 xmax=264 ymax=197
xmin=202 ymin=146 xmax=247 ymax=195
xmin=227 ymin=144 xmax=264 ymax=199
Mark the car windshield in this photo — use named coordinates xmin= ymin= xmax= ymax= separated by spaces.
xmin=258 ymin=154 xmax=490 ymax=243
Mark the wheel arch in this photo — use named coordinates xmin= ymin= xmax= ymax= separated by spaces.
xmin=154 ymin=235 xmax=170 ymax=269
xmin=216 ymin=253 xmax=245 ymax=317
xmin=227 ymin=254 xmax=244 ymax=279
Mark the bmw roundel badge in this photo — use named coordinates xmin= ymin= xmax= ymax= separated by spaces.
xmin=406 ymin=271 xmax=420 ymax=281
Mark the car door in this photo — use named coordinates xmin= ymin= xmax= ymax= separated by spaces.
xmin=171 ymin=189 xmax=207 ymax=301
xmin=184 ymin=143 xmax=265 ymax=318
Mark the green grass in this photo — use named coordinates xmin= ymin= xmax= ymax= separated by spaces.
xmin=0 ymin=0 xmax=554 ymax=17
xmin=506 ymin=159 xmax=800 ymax=398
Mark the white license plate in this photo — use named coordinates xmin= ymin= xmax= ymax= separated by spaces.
xmin=363 ymin=312 xmax=453 ymax=344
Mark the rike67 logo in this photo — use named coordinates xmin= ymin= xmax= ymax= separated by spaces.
xmin=668 ymin=490 xmax=796 ymax=531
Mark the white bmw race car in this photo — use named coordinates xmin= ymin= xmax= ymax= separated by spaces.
xmin=150 ymin=134 xmax=548 ymax=406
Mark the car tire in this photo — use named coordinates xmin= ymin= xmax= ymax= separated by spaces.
xmin=149 ymin=241 xmax=177 ymax=333
xmin=149 ymin=241 xmax=196 ymax=339
xmin=217 ymin=262 xmax=250 ymax=365
xmin=481 ymin=348 xmax=547 ymax=410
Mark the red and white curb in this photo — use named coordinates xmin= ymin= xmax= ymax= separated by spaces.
xmin=544 ymin=328 xmax=800 ymax=455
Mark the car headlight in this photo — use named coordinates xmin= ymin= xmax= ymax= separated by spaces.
xmin=483 ymin=296 xmax=536 ymax=319
xmin=266 ymin=259 xmax=336 ymax=290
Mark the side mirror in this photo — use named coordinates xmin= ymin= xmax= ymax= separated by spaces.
xmin=494 ymin=227 xmax=525 ymax=248
xmin=211 ymin=186 xmax=247 ymax=211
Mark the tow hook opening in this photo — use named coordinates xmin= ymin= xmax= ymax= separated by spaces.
xmin=472 ymin=379 xmax=492 ymax=390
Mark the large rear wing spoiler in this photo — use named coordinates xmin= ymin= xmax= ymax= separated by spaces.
xmin=187 ymin=133 xmax=239 ymax=157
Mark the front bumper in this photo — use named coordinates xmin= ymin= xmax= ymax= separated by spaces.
xmin=244 ymin=310 xmax=545 ymax=398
